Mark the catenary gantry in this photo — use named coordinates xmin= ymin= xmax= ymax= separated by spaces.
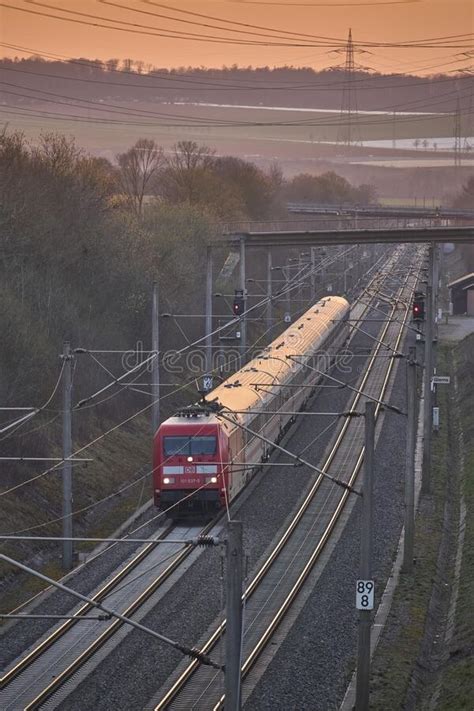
xmin=214 ymin=225 xmax=473 ymax=248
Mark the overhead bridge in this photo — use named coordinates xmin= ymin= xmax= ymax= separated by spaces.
xmin=286 ymin=203 xmax=474 ymax=221
xmin=216 ymin=225 xmax=473 ymax=248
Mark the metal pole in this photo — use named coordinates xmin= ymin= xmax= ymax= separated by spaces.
xmin=422 ymin=244 xmax=434 ymax=494
xmin=285 ymin=260 xmax=291 ymax=321
xmin=266 ymin=248 xmax=272 ymax=335
xmin=310 ymin=246 xmax=316 ymax=303
xmin=432 ymin=243 xmax=439 ymax=371
xmin=402 ymin=346 xmax=417 ymax=574
xmin=343 ymin=249 xmax=347 ymax=294
xmin=239 ymin=237 xmax=246 ymax=366
xmin=355 ymin=400 xmax=375 ymax=711
xmin=225 ymin=520 xmax=243 ymax=711
xmin=151 ymin=280 xmax=160 ymax=435
xmin=298 ymin=253 xmax=303 ymax=301
xmin=61 ymin=341 xmax=73 ymax=571
xmin=205 ymin=245 xmax=213 ymax=374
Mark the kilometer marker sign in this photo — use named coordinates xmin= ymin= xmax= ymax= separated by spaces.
xmin=356 ymin=580 xmax=375 ymax=610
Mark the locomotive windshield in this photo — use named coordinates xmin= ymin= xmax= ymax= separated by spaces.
xmin=163 ymin=435 xmax=217 ymax=456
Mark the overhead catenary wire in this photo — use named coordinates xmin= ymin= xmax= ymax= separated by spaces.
xmin=0 ymin=246 xmax=388 ymax=600
xmin=283 ymin=354 xmax=405 ymax=414
xmin=3 ymin=250 xmax=392 ymax=559
xmin=0 ymin=551 xmax=223 ymax=669
xmin=0 ymin=244 xmax=368 ymax=500
xmin=0 ymin=360 xmax=65 ymax=436
xmin=75 ymin=244 xmax=356 ymax=409
xmin=215 ymin=407 xmax=360 ymax=495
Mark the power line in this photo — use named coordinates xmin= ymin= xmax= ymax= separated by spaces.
xmin=3 ymin=77 xmax=470 ymax=128
xmin=337 ymin=28 xmax=360 ymax=146
xmin=4 ymin=98 xmax=474 ymax=133
xmin=1 ymin=4 xmax=473 ymax=49
xmin=0 ymin=2 xmax=328 ymax=47
xmin=2 ymin=46 xmax=474 ymax=93
xmin=100 ymin=0 xmax=333 ymax=44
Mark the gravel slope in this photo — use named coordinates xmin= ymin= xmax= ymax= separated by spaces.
xmin=54 ymin=315 xmax=393 ymax=711
xmin=1 ymin=289 xmax=408 ymax=711
xmin=243 ymin=335 xmax=410 ymax=710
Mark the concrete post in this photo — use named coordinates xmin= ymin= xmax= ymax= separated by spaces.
xmin=239 ymin=238 xmax=246 ymax=366
xmin=151 ymin=280 xmax=160 ymax=435
xmin=402 ymin=346 xmax=417 ymax=573
xmin=355 ymin=401 xmax=375 ymax=711
xmin=266 ymin=248 xmax=272 ymax=335
xmin=205 ymin=245 xmax=213 ymax=375
xmin=61 ymin=341 xmax=73 ymax=571
xmin=225 ymin=520 xmax=243 ymax=711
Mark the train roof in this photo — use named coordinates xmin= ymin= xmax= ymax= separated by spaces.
xmin=158 ymin=296 xmax=349 ymax=437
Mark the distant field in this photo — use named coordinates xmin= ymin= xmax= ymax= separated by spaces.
xmin=5 ymin=100 xmax=464 ymax=163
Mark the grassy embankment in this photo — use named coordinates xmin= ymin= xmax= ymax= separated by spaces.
xmin=0 ymin=418 xmax=151 ymax=614
xmin=436 ymin=335 xmax=474 ymax=709
xmin=369 ymin=335 xmax=474 ymax=709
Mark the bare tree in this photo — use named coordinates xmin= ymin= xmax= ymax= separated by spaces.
xmin=33 ymin=132 xmax=82 ymax=176
xmin=163 ymin=141 xmax=215 ymax=203
xmin=105 ymin=58 xmax=119 ymax=73
xmin=116 ymin=139 xmax=163 ymax=217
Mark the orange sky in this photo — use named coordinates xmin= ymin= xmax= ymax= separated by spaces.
xmin=0 ymin=0 xmax=473 ymax=75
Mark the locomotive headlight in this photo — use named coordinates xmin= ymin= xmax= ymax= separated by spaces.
xmin=210 ymin=476 xmax=218 ymax=484
xmin=187 ymin=456 xmax=193 ymax=462
xmin=163 ymin=477 xmax=170 ymax=484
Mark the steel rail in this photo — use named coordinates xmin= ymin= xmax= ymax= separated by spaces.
xmin=0 ymin=522 xmax=174 ymax=688
xmin=153 ymin=250 xmax=419 ymax=710
xmin=213 ymin=264 xmax=414 ymax=709
xmin=1 ymin=247 xmax=405 ymax=708
xmin=26 ymin=267 xmax=390 ymax=709
xmin=14 ymin=516 xmax=223 ymax=710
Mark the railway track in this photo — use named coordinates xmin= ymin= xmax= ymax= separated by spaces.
xmin=0 ymin=246 xmax=414 ymax=710
xmin=0 ymin=520 xmax=223 ymax=710
xmin=152 ymin=248 xmax=422 ymax=710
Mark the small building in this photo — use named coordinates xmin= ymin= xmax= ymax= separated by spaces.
xmin=447 ymin=272 xmax=474 ymax=316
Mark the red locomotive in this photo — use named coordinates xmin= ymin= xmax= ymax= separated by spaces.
xmin=153 ymin=296 xmax=350 ymax=517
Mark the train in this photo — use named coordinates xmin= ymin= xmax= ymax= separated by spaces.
xmin=153 ymin=295 xmax=350 ymax=517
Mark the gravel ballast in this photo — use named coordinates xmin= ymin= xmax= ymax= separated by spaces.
xmin=1 ymin=262 xmax=412 ymax=711
xmin=49 ymin=308 xmax=400 ymax=711
xmin=243 ymin=334 xmax=410 ymax=710
xmin=0 ymin=505 xmax=166 ymax=668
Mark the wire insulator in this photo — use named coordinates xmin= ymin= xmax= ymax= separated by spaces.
xmin=178 ymin=645 xmax=223 ymax=670
xmin=194 ymin=535 xmax=220 ymax=547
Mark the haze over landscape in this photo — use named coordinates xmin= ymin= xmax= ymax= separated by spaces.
xmin=1 ymin=3 xmax=474 ymax=711
xmin=1 ymin=0 xmax=473 ymax=74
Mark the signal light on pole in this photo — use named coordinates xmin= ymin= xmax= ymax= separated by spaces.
xmin=233 ymin=289 xmax=245 ymax=316
xmin=412 ymin=297 xmax=425 ymax=321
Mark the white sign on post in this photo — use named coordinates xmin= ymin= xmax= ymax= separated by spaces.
xmin=356 ymin=580 xmax=375 ymax=610
xmin=202 ymin=376 xmax=213 ymax=392
xmin=432 ymin=376 xmax=450 ymax=385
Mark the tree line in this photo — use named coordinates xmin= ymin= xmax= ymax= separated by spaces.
xmin=0 ymin=128 xmax=472 ymax=550
xmin=1 ymin=56 xmax=471 ymax=113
